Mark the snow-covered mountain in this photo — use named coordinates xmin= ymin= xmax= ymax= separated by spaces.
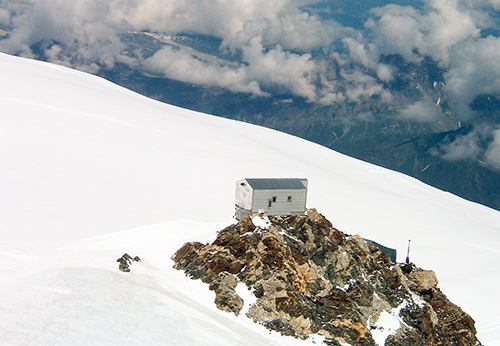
xmin=1 ymin=52 xmax=499 ymax=345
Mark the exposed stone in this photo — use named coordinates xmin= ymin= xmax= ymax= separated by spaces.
xmin=407 ymin=270 xmax=439 ymax=292
xmin=210 ymin=273 xmax=243 ymax=315
xmin=171 ymin=210 xmax=481 ymax=345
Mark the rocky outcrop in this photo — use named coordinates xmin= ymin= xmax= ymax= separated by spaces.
xmin=172 ymin=209 xmax=481 ymax=346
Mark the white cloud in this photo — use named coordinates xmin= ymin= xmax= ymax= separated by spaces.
xmin=485 ymin=127 xmax=500 ymax=168
xmin=0 ymin=7 xmax=9 ymax=25
xmin=423 ymin=0 xmax=479 ymax=63
xmin=225 ymin=10 xmax=343 ymax=52
xmin=430 ymin=124 xmax=494 ymax=162
xmin=1 ymin=0 xmax=499 ymax=114
xmin=444 ymin=36 xmax=500 ymax=120
xmin=440 ymin=131 xmax=483 ymax=161
xmin=104 ymin=0 xmax=330 ymax=51
xmin=339 ymin=68 xmax=392 ymax=103
xmin=317 ymin=92 xmax=345 ymax=105
xmin=242 ymin=37 xmax=319 ymax=101
xmin=0 ymin=0 xmax=131 ymax=70
xmin=144 ymin=45 xmax=267 ymax=96
xmin=461 ymin=0 xmax=500 ymax=11
xmin=398 ymin=97 xmax=443 ymax=122
xmin=366 ymin=6 xmax=424 ymax=63
xmin=364 ymin=0 xmax=500 ymax=121
xmin=143 ymin=36 xmax=337 ymax=101
xmin=368 ymin=0 xmax=480 ymax=66
xmin=0 ymin=0 xmax=347 ymax=100
xmin=342 ymin=37 xmax=394 ymax=82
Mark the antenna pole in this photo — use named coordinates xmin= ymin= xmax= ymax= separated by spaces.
xmin=406 ymin=240 xmax=411 ymax=264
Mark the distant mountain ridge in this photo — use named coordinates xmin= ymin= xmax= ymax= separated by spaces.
xmin=97 ymin=31 xmax=500 ymax=212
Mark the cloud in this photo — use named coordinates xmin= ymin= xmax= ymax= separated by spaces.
xmin=224 ymin=10 xmax=343 ymax=53
xmin=105 ymin=0 xmax=332 ymax=52
xmin=341 ymin=69 xmax=391 ymax=103
xmin=485 ymin=127 xmax=500 ymax=168
xmin=144 ymin=45 xmax=267 ymax=96
xmin=143 ymin=36 xmax=332 ymax=102
xmin=365 ymin=6 xmax=425 ymax=63
xmin=364 ymin=0 xmax=500 ymax=122
xmin=241 ymin=37 xmax=320 ymax=101
xmin=397 ymin=97 xmax=443 ymax=122
xmin=439 ymin=131 xmax=484 ymax=161
xmin=0 ymin=0 xmax=348 ymax=100
xmin=461 ymin=0 xmax=500 ymax=11
xmin=430 ymin=124 xmax=494 ymax=162
xmin=0 ymin=0 xmax=131 ymax=70
xmin=0 ymin=0 xmax=500 ymax=117
xmin=422 ymin=0 xmax=480 ymax=64
xmin=444 ymin=36 xmax=500 ymax=120
xmin=0 ymin=0 xmax=422 ymax=103
xmin=342 ymin=37 xmax=393 ymax=82
xmin=0 ymin=7 xmax=9 ymax=25
xmin=367 ymin=0 xmax=480 ymax=66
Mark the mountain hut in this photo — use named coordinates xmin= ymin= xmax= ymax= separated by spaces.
xmin=234 ymin=178 xmax=308 ymax=220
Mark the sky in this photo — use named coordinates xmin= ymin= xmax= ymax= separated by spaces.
xmin=1 ymin=0 xmax=500 ymax=167
xmin=1 ymin=51 xmax=500 ymax=345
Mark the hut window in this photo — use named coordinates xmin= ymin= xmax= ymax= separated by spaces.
xmin=287 ymin=196 xmax=292 ymax=203
xmin=272 ymin=196 xmax=277 ymax=202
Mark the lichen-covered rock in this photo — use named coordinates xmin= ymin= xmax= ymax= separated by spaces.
xmin=171 ymin=209 xmax=481 ymax=345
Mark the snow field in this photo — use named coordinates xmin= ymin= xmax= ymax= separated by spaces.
xmin=1 ymin=52 xmax=499 ymax=344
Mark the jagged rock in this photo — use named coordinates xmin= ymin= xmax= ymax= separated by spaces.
xmin=209 ymin=273 xmax=243 ymax=315
xmin=171 ymin=209 xmax=481 ymax=345
xmin=116 ymin=253 xmax=141 ymax=272
xmin=407 ymin=270 xmax=439 ymax=292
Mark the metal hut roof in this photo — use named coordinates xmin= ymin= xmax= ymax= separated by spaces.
xmin=245 ymin=178 xmax=307 ymax=190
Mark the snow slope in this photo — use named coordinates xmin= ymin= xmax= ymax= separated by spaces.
xmin=1 ymin=52 xmax=499 ymax=345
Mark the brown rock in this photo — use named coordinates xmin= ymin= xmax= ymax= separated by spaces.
xmin=171 ymin=212 xmax=481 ymax=346
xmin=211 ymin=273 xmax=243 ymax=315
xmin=407 ymin=270 xmax=439 ymax=292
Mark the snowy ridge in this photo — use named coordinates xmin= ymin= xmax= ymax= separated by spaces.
xmin=1 ymin=53 xmax=500 ymax=345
